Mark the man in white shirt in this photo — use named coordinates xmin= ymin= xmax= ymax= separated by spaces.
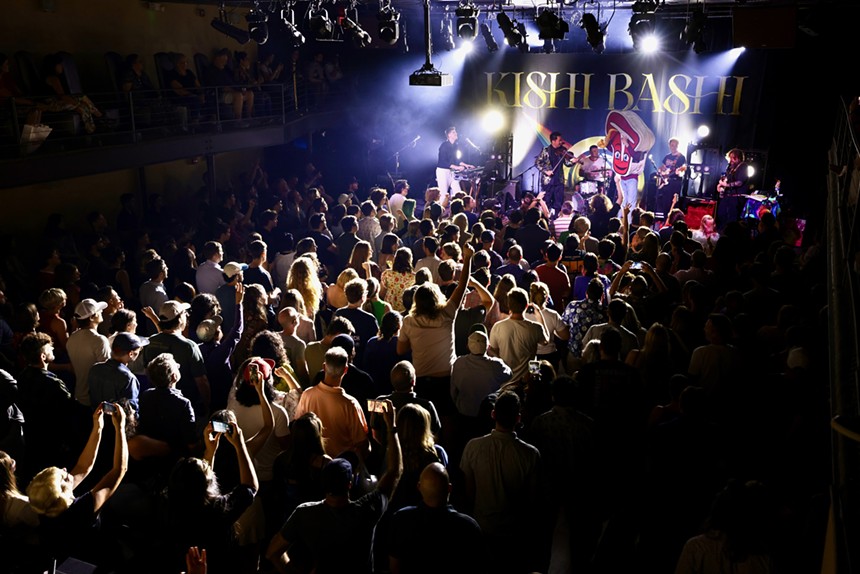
xmin=488 ymin=288 xmax=549 ymax=382
xmin=387 ymin=179 xmax=410 ymax=226
xmin=66 ymin=298 xmax=111 ymax=406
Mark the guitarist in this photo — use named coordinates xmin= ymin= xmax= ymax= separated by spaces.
xmin=716 ymin=148 xmax=749 ymax=228
xmin=535 ymin=131 xmax=573 ymax=216
xmin=655 ymin=137 xmax=686 ymax=217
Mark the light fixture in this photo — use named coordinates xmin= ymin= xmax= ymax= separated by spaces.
xmin=211 ymin=8 xmax=250 ymax=44
xmin=246 ymin=8 xmax=268 ymax=45
xmin=628 ymin=0 xmax=658 ymax=51
xmin=456 ymin=2 xmax=479 ymax=40
xmin=377 ymin=0 xmax=400 ymax=45
xmin=280 ymin=8 xmax=305 ymax=47
xmin=309 ymin=7 xmax=333 ymax=39
xmin=481 ymin=22 xmax=499 ymax=52
xmin=681 ymin=5 xmax=707 ymax=53
xmin=579 ymin=12 xmax=605 ymax=54
xmin=536 ymin=9 xmax=569 ymax=41
xmin=343 ymin=18 xmax=372 ymax=47
xmin=516 ymin=20 xmax=529 ymax=53
xmin=497 ymin=12 xmax=524 ymax=49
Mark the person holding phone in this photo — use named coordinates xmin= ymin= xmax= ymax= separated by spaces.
xmin=26 ymin=402 xmax=128 ymax=569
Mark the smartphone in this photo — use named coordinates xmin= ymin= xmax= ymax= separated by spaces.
xmin=630 ymin=261 xmax=643 ymax=270
xmin=211 ymin=420 xmax=231 ymax=434
xmin=367 ymin=399 xmax=388 ymax=414
xmin=528 ymin=360 xmax=541 ymax=375
xmin=101 ymin=402 xmax=117 ymax=415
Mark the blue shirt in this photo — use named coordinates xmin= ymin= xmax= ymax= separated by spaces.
xmin=87 ymin=358 xmax=140 ymax=413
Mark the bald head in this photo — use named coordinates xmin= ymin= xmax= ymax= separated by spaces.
xmin=417 ymin=462 xmax=451 ymax=508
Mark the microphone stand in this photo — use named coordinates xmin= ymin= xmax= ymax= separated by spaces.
xmin=390 ymin=138 xmax=419 ymax=177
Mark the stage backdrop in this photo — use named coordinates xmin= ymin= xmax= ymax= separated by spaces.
xmin=455 ymin=49 xmax=768 ymax=196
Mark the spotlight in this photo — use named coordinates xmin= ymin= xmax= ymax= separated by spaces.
xmin=536 ymin=9 xmax=569 ymax=41
xmin=628 ymin=12 xmax=655 ymax=51
xmin=497 ymin=12 xmax=524 ymax=49
xmin=377 ymin=3 xmax=400 ymax=45
xmin=481 ymin=22 xmax=498 ymax=52
xmin=309 ymin=9 xmax=333 ymax=39
xmin=280 ymin=9 xmax=305 ymax=47
xmin=456 ymin=2 xmax=479 ymax=40
xmin=440 ymin=18 xmax=455 ymax=51
xmin=681 ymin=5 xmax=707 ymax=53
xmin=516 ymin=21 xmax=529 ymax=53
xmin=696 ymin=124 xmax=710 ymax=138
xmin=579 ymin=13 xmax=605 ymax=54
xmin=343 ymin=18 xmax=372 ymax=48
xmin=246 ymin=9 xmax=268 ymax=45
xmin=211 ymin=12 xmax=250 ymax=45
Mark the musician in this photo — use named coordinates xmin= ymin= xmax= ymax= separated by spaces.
xmin=716 ymin=148 xmax=749 ymax=228
xmin=436 ymin=126 xmax=474 ymax=206
xmin=576 ymin=145 xmax=611 ymax=191
xmin=655 ymin=138 xmax=686 ymax=216
xmin=535 ymin=131 xmax=573 ymax=215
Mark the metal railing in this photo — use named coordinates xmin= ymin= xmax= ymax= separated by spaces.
xmin=0 ymin=78 xmax=332 ymax=158
xmin=826 ymin=96 xmax=860 ymax=574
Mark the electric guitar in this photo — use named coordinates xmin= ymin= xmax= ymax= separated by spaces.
xmin=656 ymin=164 xmax=687 ymax=189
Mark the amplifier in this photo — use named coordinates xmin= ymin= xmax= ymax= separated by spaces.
xmin=685 ymin=199 xmax=716 ymax=229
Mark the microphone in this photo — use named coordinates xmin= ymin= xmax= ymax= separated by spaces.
xmin=410 ymin=135 xmax=421 ymax=146
xmin=465 ymin=138 xmax=481 ymax=151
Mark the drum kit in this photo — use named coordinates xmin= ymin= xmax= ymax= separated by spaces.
xmin=572 ymin=150 xmax=612 ymax=214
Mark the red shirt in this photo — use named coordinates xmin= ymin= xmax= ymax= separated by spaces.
xmin=535 ymin=263 xmax=571 ymax=312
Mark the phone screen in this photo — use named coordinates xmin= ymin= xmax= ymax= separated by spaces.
xmin=630 ymin=262 xmax=643 ymax=270
xmin=528 ymin=360 xmax=541 ymax=375
xmin=101 ymin=402 xmax=116 ymax=415
xmin=367 ymin=400 xmax=387 ymax=413
xmin=212 ymin=420 xmax=230 ymax=434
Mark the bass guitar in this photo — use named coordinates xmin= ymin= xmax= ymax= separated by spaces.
xmin=656 ymin=164 xmax=687 ymax=189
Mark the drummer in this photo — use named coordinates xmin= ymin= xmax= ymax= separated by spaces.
xmin=576 ymin=145 xmax=611 ymax=195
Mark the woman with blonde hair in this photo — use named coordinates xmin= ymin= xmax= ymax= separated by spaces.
xmin=27 ymin=404 xmax=127 ymax=566
xmin=692 ymin=214 xmax=720 ymax=256
xmin=380 ymin=247 xmax=416 ymax=312
xmin=0 ymin=450 xmax=38 ymax=529
xmin=348 ymin=240 xmax=381 ymax=281
xmin=326 ymin=268 xmax=359 ymax=311
xmin=279 ymin=289 xmax=316 ymax=343
xmin=489 ymin=273 xmax=517 ymax=327
xmin=286 ymin=256 xmax=323 ymax=320
xmin=625 ymin=322 xmax=675 ymax=404
xmin=37 ymin=287 xmax=69 ymax=352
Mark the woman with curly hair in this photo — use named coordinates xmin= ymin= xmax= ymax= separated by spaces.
xmin=188 ymin=293 xmax=221 ymax=343
xmin=231 ymin=284 xmax=270 ymax=369
xmin=380 ymin=247 xmax=415 ymax=312
xmin=286 ymin=256 xmax=323 ymax=321
xmin=249 ymin=331 xmax=302 ymax=420
xmin=348 ymin=240 xmax=381 ymax=281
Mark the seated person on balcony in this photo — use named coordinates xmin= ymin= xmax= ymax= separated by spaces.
xmin=41 ymin=53 xmax=102 ymax=134
xmin=166 ymin=53 xmax=204 ymax=121
xmin=204 ymin=48 xmax=250 ymax=122
xmin=234 ymin=51 xmax=269 ymax=117
xmin=121 ymin=54 xmax=157 ymax=101
xmin=0 ymin=53 xmax=44 ymax=124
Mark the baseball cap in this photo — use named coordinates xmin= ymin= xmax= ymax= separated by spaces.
xmin=158 ymin=301 xmax=191 ymax=322
xmin=330 ymin=333 xmax=355 ymax=358
xmin=196 ymin=316 xmax=223 ymax=342
xmin=321 ymin=458 xmax=354 ymax=495
xmin=113 ymin=332 xmax=150 ymax=353
xmin=223 ymin=262 xmax=248 ymax=279
xmin=74 ymin=299 xmax=108 ymax=320
xmin=467 ymin=331 xmax=488 ymax=355
xmin=242 ymin=357 xmax=275 ymax=382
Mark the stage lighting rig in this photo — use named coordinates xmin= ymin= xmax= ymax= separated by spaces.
xmin=246 ymin=7 xmax=269 ymax=45
xmin=343 ymin=17 xmax=372 ymax=47
xmin=456 ymin=2 xmax=480 ymax=41
xmin=377 ymin=0 xmax=400 ymax=45
xmin=481 ymin=21 xmax=499 ymax=52
xmin=280 ymin=7 xmax=305 ymax=47
xmin=681 ymin=4 xmax=707 ymax=53
xmin=579 ymin=12 xmax=605 ymax=54
xmin=628 ymin=0 xmax=658 ymax=51
xmin=536 ymin=9 xmax=568 ymax=41
xmin=409 ymin=0 xmax=451 ymax=86
xmin=497 ymin=12 xmax=524 ymax=49
xmin=309 ymin=4 xmax=334 ymax=40
xmin=211 ymin=7 xmax=251 ymax=44
xmin=440 ymin=16 xmax=456 ymax=50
